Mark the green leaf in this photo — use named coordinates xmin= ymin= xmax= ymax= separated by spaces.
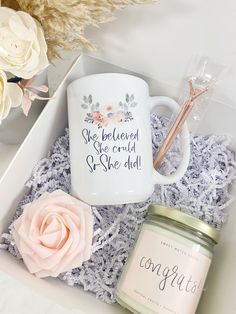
xmin=130 ymin=94 xmax=134 ymax=101
xmin=83 ymin=96 xmax=87 ymax=103
xmin=125 ymin=94 xmax=129 ymax=102
xmin=130 ymin=102 xmax=137 ymax=107
xmin=88 ymin=94 xmax=92 ymax=104
xmin=81 ymin=104 xmax=88 ymax=109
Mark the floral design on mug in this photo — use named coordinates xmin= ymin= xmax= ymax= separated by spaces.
xmin=81 ymin=94 xmax=137 ymax=128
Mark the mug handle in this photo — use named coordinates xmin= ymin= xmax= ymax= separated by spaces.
xmin=149 ymin=96 xmax=190 ymax=185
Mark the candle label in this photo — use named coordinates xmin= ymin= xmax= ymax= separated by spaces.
xmin=119 ymin=227 xmax=211 ymax=314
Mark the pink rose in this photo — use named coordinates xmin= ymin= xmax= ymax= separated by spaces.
xmin=12 ymin=190 xmax=94 ymax=278
xmin=92 ymin=110 xmax=109 ymax=126
xmin=92 ymin=110 xmax=104 ymax=123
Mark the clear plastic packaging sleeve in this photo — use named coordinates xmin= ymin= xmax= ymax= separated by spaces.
xmin=177 ymin=56 xmax=225 ymax=135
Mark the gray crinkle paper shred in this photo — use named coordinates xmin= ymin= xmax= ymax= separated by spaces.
xmin=1 ymin=114 xmax=236 ymax=304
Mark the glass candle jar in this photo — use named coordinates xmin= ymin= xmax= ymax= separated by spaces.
xmin=115 ymin=205 xmax=219 ymax=314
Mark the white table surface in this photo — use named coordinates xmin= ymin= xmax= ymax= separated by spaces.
xmin=0 ymin=1 xmax=236 ymax=313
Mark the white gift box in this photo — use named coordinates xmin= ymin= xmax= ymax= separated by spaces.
xmin=0 ymin=70 xmax=49 ymax=178
xmin=0 ymin=54 xmax=235 ymax=314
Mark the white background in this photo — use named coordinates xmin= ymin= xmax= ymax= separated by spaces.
xmin=1 ymin=1 xmax=236 ymax=313
xmin=86 ymin=0 xmax=236 ymax=108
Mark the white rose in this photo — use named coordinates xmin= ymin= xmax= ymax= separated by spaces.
xmin=0 ymin=7 xmax=49 ymax=79
xmin=0 ymin=70 xmax=23 ymax=121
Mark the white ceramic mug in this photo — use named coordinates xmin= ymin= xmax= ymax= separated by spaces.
xmin=67 ymin=73 xmax=190 ymax=205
